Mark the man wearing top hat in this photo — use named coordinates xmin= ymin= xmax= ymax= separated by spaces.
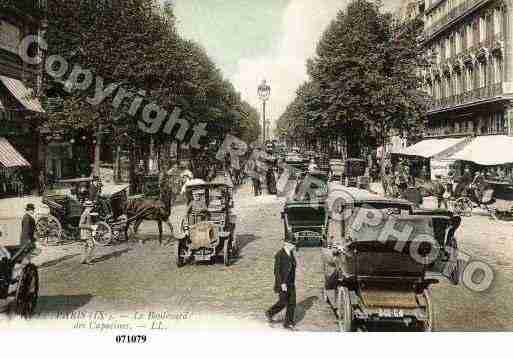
xmin=20 ymin=203 xmax=37 ymax=248
xmin=265 ymin=238 xmax=297 ymax=330
xmin=80 ymin=200 xmax=96 ymax=264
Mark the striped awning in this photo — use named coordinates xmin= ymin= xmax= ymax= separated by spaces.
xmin=0 ymin=75 xmax=44 ymax=113
xmin=0 ymin=137 xmax=31 ymax=168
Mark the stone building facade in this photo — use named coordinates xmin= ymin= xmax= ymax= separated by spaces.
xmin=422 ymin=0 xmax=512 ymax=139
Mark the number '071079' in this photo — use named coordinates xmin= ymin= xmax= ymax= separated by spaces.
xmin=115 ymin=335 xmax=147 ymax=344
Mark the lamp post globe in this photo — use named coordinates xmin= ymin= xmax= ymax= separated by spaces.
xmin=257 ymin=79 xmax=271 ymax=143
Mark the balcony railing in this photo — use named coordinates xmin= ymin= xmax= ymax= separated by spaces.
xmin=425 ymin=0 xmax=493 ymax=39
xmin=428 ymin=83 xmax=502 ymax=111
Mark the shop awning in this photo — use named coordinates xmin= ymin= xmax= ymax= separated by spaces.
xmin=447 ymin=135 xmax=513 ymax=166
xmin=0 ymin=137 xmax=31 ymax=168
xmin=0 ymin=75 xmax=44 ymax=113
xmin=392 ymin=137 xmax=468 ymax=158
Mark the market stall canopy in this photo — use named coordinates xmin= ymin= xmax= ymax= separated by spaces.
xmin=447 ymin=135 xmax=513 ymax=166
xmin=0 ymin=137 xmax=30 ymax=168
xmin=392 ymin=138 xmax=467 ymax=158
xmin=0 ymin=76 xmax=44 ymax=113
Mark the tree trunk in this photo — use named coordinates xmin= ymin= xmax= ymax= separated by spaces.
xmin=94 ymin=124 xmax=102 ymax=177
xmin=113 ymin=145 xmax=121 ymax=183
xmin=129 ymin=142 xmax=136 ymax=194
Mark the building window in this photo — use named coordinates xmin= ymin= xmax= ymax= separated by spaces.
xmin=473 ymin=20 xmax=479 ymax=47
xmin=486 ymin=12 xmax=494 ymax=40
xmin=494 ymin=8 xmax=503 ymax=36
xmin=467 ymin=23 xmax=473 ymax=48
xmin=482 ymin=62 xmax=487 ymax=87
xmin=461 ymin=26 xmax=467 ymax=50
xmin=495 ymin=56 xmax=502 ymax=83
xmin=479 ymin=16 xmax=486 ymax=43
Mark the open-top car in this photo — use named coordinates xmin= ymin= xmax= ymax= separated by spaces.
xmin=177 ymin=181 xmax=238 ymax=266
xmin=321 ymin=184 xmax=461 ymax=331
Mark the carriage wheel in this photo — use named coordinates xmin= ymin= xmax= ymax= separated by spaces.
xmin=15 ymin=264 xmax=39 ymax=318
xmin=94 ymin=221 xmax=113 ymax=246
xmin=176 ymin=240 xmax=186 ymax=268
xmin=419 ymin=289 xmax=434 ymax=332
xmin=336 ymin=286 xmax=352 ymax=332
xmin=36 ymin=215 xmax=62 ymax=246
xmin=223 ymin=239 xmax=232 ymax=267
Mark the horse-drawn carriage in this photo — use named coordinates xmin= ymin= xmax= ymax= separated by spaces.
xmin=36 ymin=178 xmax=133 ymax=246
xmin=177 ymin=180 xmax=238 ymax=266
xmin=448 ymin=177 xmax=496 ymax=218
xmin=321 ymin=184 xmax=460 ymax=331
xmin=0 ymin=242 xmax=39 ymax=317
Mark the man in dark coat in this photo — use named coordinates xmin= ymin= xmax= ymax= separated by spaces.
xmin=266 ymin=241 xmax=297 ymax=330
xmin=20 ymin=203 xmax=36 ymax=247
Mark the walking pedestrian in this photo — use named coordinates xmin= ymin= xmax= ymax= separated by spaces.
xmin=433 ymin=175 xmax=447 ymax=209
xmin=38 ymin=170 xmax=46 ymax=196
xmin=265 ymin=240 xmax=297 ymax=330
xmin=20 ymin=203 xmax=36 ymax=248
xmin=80 ymin=201 xmax=96 ymax=265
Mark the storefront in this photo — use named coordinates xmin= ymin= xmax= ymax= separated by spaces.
xmin=391 ymin=137 xmax=469 ymax=180
xmin=0 ymin=137 xmax=31 ymax=197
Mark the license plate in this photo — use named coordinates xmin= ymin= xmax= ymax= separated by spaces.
xmin=378 ymin=308 xmax=404 ymax=318
xmin=195 ymin=254 xmax=211 ymax=261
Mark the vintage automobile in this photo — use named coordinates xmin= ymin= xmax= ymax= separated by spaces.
xmin=0 ymin=242 xmax=39 ymax=317
xmin=322 ymin=184 xmax=460 ymax=331
xmin=342 ymin=158 xmax=370 ymax=189
xmin=281 ymin=170 xmax=329 ymax=247
xmin=36 ymin=178 xmax=130 ymax=246
xmin=329 ymin=159 xmax=345 ymax=182
xmin=177 ymin=180 xmax=238 ymax=266
xmin=284 ymin=152 xmax=308 ymax=178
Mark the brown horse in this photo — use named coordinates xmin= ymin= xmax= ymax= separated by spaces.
xmin=125 ymin=191 xmax=175 ymax=245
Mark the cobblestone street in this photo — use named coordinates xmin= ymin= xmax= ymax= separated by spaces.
xmin=3 ymin=181 xmax=509 ymax=331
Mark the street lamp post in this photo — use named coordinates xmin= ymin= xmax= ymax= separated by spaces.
xmin=257 ymin=79 xmax=271 ymax=144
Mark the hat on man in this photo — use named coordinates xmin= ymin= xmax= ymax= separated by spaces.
xmin=25 ymin=203 xmax=35 ymax=211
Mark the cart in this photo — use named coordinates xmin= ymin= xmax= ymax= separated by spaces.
xmin=0 ymin=242 xmax=39 ymax=317
xmin=322 ymin=184 xmax=460 ymax=331
xmin=177 ymin=181 xmax=238 ymax=266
